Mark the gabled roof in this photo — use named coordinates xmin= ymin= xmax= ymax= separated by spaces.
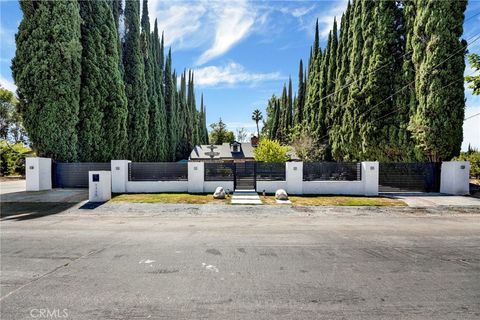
xmin=189 ymin=142 xmax=255 ymax=160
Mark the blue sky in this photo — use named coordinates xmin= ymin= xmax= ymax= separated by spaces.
xmin=1 ymin=0 xmax=479 ymax=150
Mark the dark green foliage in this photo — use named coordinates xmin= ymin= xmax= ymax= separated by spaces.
xmin=77 ymin=0 xmax=128 ymax=162
xmin=209 ymin=118 xmax=234 ymax=144
xmin=466 ymin=53 xmax=480 ymax=94
xmin=12 ymin=0 xmax=82 ymax=161
xmin=123 ymin=0 xmax=149 ymax=161
xmin=409 ymin=0 xmax=467 ymax=161
xmin=164 ymin=49 xmax=177 ymax=160
xmin=264 ymin=0 xmax=466 ymax=162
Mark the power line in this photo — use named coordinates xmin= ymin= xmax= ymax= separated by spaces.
xmin=314 ymin=34 xmax=480 ymax=142
xmin=465 ymin=111 xmax=480 ymax=121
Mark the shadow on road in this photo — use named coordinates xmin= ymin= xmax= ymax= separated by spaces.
xmin=0 ymin=202 xmax=79 ymax=221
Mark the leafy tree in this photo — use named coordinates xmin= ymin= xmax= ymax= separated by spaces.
xmin=0 ymin=140 xmax=32 ymax=176
xmin=251 ymin=109 xmax=263 ymax=138
xmin=254 ymin=138 xmax=290 ymax=162
xmin=122 ymin=0 xmax=150 ymax=161
xmin=409 ymin=0 xmax=467 ymax=161
xmin=77 ymin=0 xmax=128 ymax=162
xmin=466 ymin=53 xmax=480 ymax=95
xmin=12 ymin=0 xmax=82 ymax=161
xmin=290 ymin=133 xmax=325 ymax=162
xmin=236 ymin=127 xmax=248 ymax=142
xmin=0 ymin=87 xmax=26 ymax=143
xmin=209 ymin=118 xmax=234 ymax=144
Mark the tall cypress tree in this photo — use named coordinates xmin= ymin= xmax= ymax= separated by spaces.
xmin=151 ymin=20 xmax=168 ymax=161
xmin=409 ymin=0 xmax=467 ymax=161
xmin=304 ymin=20 xmax=322 ymax=130
xmin=164 ymin=49 xmax=177 ymax=160
xmin=293 ymin=59 xmax=305 ymax=125
xmin=331 ymin=3 xmax=352 ymax=160
xmin=77 ymin=0 xmax=128 ymax=162
xmin=12 ymin=0 xmax=82 ymax=161
xmin=123 ymin=0 xmax=149 ymax=161
xmin=141 ymin=0 xmax=163 ymax=161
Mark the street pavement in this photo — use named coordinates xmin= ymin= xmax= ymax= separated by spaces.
xmin=1 ymin=201 xmax=480 ymax=319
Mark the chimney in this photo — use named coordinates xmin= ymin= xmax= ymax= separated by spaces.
xmin=251 ymin=136 xmax=259 ymax=147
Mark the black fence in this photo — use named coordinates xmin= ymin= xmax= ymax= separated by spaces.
xmin=379 ymin=162 xmax=441 ymax=192
xmin=53 ymin=162 xmax=110 ymax=188
xmin=256 ymin=162 xmax=286 ymax=181
xmin=303 ymin=162 xmax=362 ymax=181
xmin=204 ymin=162 xmax=235 ymax=181
xmin=128 ymin=162 xmax=188 ymax=181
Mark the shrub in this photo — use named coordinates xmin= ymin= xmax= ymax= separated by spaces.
xmin=0 ymin=140 xmax=32 ymax=176
xmin=254 ymin=138 xmax=290 ymax=162
xmin=453 ymin=151 xmax=480 ymax=178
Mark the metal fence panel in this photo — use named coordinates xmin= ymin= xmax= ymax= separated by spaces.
xmin=204 ymin=162 xmax=235 ymax=181
xmin=379 ymin=162 xmax=441 ymax=192
xmin=53 ymin=162 xmax=110 ymax=188
xmin=303 ymin=162 xmax=361 ymax=181
xmin=256 ymin=162 xmax=286 ymax=181
xmin=128 ymin=162 xmax=188 ymax=181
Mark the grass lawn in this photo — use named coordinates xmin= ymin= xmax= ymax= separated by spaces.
xmin=110 ymin=193 xmax=228 ymax=204
xmin=262 ymin=195 xmax=406 ymax=206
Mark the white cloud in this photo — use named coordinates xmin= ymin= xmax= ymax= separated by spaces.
xmin=302 ymin=0 xmax=348 ymax=38
xmin=149 ymin=0 xmax=207 ymax=49
xmin=193 ymin=62 xmax=284 ymax=87
xmin=196 ymin=1 xmax=255 ymax=65
xmin=0 ymin=74 xmax=16 ymax=93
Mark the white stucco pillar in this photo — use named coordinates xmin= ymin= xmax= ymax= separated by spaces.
xmin=111 ymin=160 xmax=130 ymax=193
xmin=440 ymin=161 xmax=470 ymax=195
xmin=26 ymin=157 xmax=52 ymax=191
xmin=188 ymin=161 xmax=204 ymax=193
xmin=286 ymin=162 xmax=303 ymax=195
xmin=89 ymin=171 xmax=112 ymax=202
xmin=362 ymin=161 xmax=379 ymax=196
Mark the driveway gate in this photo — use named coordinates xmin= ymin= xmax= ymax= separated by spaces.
xmin=379 ymin=162 xmax=441 ymax=192
xmin=53 ymin=162 xmax=110 ymax=188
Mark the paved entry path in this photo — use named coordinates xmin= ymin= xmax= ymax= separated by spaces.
xmin=231 ymin=189 xmax=262 ymax=205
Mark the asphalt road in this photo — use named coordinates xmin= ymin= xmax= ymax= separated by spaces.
xmin=1 ymin=204 xmax=480 ymax=319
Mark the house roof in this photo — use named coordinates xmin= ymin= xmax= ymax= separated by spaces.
xmin=189 ymin=142 xmax=255 ymax=160
xmin=189 ymin=142 xmax=300 ymax=161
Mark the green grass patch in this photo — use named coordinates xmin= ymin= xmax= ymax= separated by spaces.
xmin=262 ymin=195 xmax=406 ymax=206
xmin=110 ymin=193 xmax=228 ymax=204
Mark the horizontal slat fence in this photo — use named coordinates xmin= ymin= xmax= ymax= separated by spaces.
xmin=53 ymin=162 xmax=110 ymax=188
xmin=128 ymin=162 xmax=188 ymax=181
xmin=303 ymin=162 xmax=361 ymax=181
xmin=204 ymin=162 xmax=235 ymax=181
xmin=256 ymin=162 xmax=286 ymax=181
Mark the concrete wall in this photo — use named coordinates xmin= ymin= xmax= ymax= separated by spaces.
xmin=26 ymin=157 xmax=52 ymax=191
xmin=256 ymin=181 xmax=287 ymax=194
xmin=440 ymin=161 xmax=470 ymax=195
xmin=111 ymin=160 xmax=130 ymax=193
xmin=188 ymin=162 xmax=204 ymax=193
xmin=203 ymin=181 xmax=234 ymax=193
xmin=286 ymin=162 xmax=303 ymax=195
xmin=362 ymin=161 xmax=379 ymax=196
xmin=88 ymin=171 xmax=111 ymax=202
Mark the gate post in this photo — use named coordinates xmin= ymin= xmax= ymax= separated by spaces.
xmin=286 ymin=162 xmax=303 ymax=195
xmin=111 ymin=160 xmax=130 ymax=193
xmin=26 ymin=157 xmax=52 ymax=191
xmin=362 ymin=161 xmax=379 ymax=196
xmin=440 ymin=161 xmax=470 ymax=195
xmin=188 ymin=161 xmax=204 ymax=193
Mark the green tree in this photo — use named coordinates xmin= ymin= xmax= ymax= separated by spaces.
xmin=466 ymin=53 xmax=480 ymax=95
xmin=209 ymin=118 xmax=234 ymax=144
xmin=151 ymin=19 xmax=168 ymax=161
xmin=251 ymin=109 xmax=263 ymax=138
xmin=77 ymin=0 xmax=128 ymax=162
xmin=293 ymin=59 xmax=305 ymax=125
xmin=12 ymin=0 xmax=82 ymax=161
xmin=409 ymin=0 xmax=467 ymax=161
xmin=123 ymin=0 xmax=150 ymax=161
xmin=253 ymin=138 xmax=290 ymax=162
xmin=0 ymin=87 xmax=26 ymax=143
xmin=164 ymin=49 xmax=177 ymax=160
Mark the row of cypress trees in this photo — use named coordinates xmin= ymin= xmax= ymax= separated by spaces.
xmin=263 ymin=0 xmax=467 ymax=162
xmin=12 ymin=0 xmax=208 ymax=162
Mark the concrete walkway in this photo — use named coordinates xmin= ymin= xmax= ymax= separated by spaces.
xmin=384 ymin=193 xmax=480 ymax=207
xmin=231 ymin=189 xmax=262 ymax=205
